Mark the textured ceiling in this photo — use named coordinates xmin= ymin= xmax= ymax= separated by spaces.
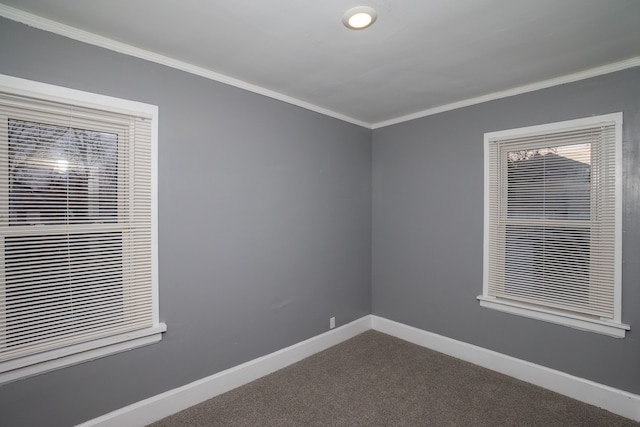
xmin=1 ymin=0 xmax=640 ymax=127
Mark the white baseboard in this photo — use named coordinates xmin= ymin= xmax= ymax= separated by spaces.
xmin=78 ymin=315 xmax=373 ymax=427
xmin=371 ymin=315 xmax=640 ymax=422
xmin=80 ymin=314 xmax=639 ymax=426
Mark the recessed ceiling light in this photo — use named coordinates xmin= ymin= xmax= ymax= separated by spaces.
xmin=343 ymin=6 xmax=377 ymax=30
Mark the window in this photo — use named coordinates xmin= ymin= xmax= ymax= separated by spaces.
xmin=479 ymin=113 xmax=629 ymax=338
xmin=0 ymin=74 xmax=165 ymax=383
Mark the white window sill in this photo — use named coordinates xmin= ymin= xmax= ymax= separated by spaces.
xmin=0 ymin=323 xmax=167 ymax=385
xmin=477 ymin=296 xmax=629 ymax=338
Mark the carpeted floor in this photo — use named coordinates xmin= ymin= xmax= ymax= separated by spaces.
xmin=148 ymin=330 xmax=639 ymax=426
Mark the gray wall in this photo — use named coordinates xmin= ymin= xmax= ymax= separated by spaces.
xmin=372 ymin=67 xmax=640 ymax=394
xmin=1 ymin=13 xmax=639 ymax=427
xmin=0 ymin=18 xmax=372 ymax=426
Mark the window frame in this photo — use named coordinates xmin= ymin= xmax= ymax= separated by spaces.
xmin=0 ymin=74 xmax=165 ymax=384
xmin=478 ymin=113 xmax=629 ymax=338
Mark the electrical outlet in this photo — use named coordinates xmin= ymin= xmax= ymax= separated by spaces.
xmin=330 ymin=317 xmax=335 ymax=329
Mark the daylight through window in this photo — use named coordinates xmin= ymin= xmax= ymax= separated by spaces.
xmin=479 ymin=113 xmax=628 ymax=338
xmin=0 ymin=75 xmax=164 ymax=383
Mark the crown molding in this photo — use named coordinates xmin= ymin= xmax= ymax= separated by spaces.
xmin=2 ymin=4 xmax=638 ymax=131
xmin=372 ymin=56 xmax=640 ymax=129
xmin=0 ymin=4 xmax=371 ymax=129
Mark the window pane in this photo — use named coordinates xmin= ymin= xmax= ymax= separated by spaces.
xmin=8 ymin=119 xmax=118 ymax=225
xmin=505 ymin=225 xmax=590 ymax=306
xmin=507 ymin=144 xmax=591 ymax=220
xmin=4 ymin=232 xmax=124 ymax=349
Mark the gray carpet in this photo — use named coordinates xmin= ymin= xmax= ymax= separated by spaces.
xmin=148 ymin=331 xmax=638 ymax=426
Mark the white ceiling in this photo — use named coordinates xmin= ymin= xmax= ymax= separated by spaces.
xmin=2 ymin=0 xmax=640 ymax=128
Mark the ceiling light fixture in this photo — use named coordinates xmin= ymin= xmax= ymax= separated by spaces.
xmin=343 ymin=6 xmax=377 ymax=30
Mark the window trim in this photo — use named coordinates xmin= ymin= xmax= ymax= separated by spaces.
xmin=0 ymin=74 xmax=165 ymax=384
xmin=479 ymin=113 xmax=629 ymax=338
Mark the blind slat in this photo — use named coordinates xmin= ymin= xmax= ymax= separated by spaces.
xmin=485 ymin=117 xmax=619 ymax=320
xmin=0 ymin=92 xmax=154 ymax=362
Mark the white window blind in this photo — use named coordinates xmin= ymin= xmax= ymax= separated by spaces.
xmin=0 ymin=75 xmax=164 ymax=382
xmin=480 ymin=113 xmax=628 ymax=337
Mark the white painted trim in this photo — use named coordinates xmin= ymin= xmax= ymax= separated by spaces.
xmin=2 ymin=4 xmax=639 ymax=130
xmin=0 ymin=74 xmax=157 ymax=119
xmin=80 ymin=315 xmax=640 ymax=425
xmin=483 ymin=112 xmax=623 ymax=141
xmin=78 ymin=316 xmax=373 ymax=427
xmin=371 ymin=316 xmax=640 ymax=422
xmin=0 ymin=324 xmax=166 ymax=385
xmin=371 ymin=57 xmax=640 ymax=129
xmin=0 ymin=4 xmax=370 ymax=129
xmin=477 ymin=296 xmax=629 ymax=338
xmin=481 ymin=112 xmax=626 ymax=338
xmin=0 ymin=74 xmax=165 ymax=385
